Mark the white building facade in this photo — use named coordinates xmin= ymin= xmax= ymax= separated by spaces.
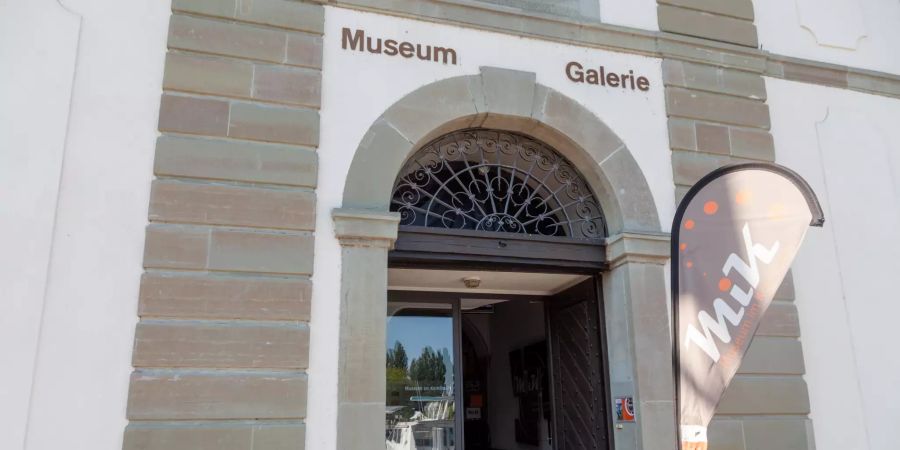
xmin=3 ymin=0 xmax=899 ymax=449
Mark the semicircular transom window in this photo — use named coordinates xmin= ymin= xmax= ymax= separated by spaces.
xmin=390 ymin=129 xmax=607 ymax=239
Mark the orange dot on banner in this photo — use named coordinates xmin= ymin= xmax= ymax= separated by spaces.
xmin=719 ymin=277 xmax=733 ymax=292
xmin=703 ymin=272 xmax=708 ymax=277
xmin=680 ymin=243 xmax=687 ymax=251
xmin=684 ymin=219 xmax=695 ymax=230
xmin=735 ymin=190 xmax=751 ymax=205
xmin=703 ymin=201 xmax=719 ymax=215
xmin=686 ymin=261 xmax=694 ymax=268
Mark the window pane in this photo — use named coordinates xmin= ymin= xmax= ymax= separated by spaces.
xmin=386 ymin=302 xmax=456 ymax=450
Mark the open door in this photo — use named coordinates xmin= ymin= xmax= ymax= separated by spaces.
xmin=547 ymin=278 xmax=611 ymax=450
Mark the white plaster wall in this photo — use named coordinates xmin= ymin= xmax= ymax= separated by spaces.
xmin=310 ymin=7 xmax=674 ymax=449
xmin=600 ymin=0 xmax=659 ymax=32
xmin=754 ymin=0 xmax=900 ymax=75
xmin=0 ymin=0 xmax=170 ymax=449
xmin=768 ymin=77 xmax=900 ymax=450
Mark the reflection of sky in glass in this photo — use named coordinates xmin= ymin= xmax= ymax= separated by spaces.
xmin=386 ymin=316 xmax=453 ymax=368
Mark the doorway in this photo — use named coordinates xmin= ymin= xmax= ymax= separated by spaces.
xmin=385 ymin=272 xmax=612 ymax=450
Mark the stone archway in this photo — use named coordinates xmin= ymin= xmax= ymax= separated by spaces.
xmin=332 ymin=67 xmax=674 ymax=450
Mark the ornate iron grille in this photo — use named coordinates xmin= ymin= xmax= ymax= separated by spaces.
xmin=390 ymin=129 xmax=607 ymax=239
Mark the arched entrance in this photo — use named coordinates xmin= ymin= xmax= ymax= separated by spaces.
xmin=332 ymin=67 xmax=673 ymax=450
xmin=387 ymin=128 xmax=611 ymax=450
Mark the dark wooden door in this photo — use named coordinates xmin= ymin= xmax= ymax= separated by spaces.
xmin=547 ymin=278 xmax=610 ymax=450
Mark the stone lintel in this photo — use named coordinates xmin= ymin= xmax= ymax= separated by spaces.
xmin=605 ymin=231 xmax=671 ymax=267
xmin=332 ymin=208 xmax=400 ymax=248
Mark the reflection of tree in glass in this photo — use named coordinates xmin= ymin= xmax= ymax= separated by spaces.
xmin=409 ymin=346 xmax=447 ymax=385
xmin=387 ymin=341 xmax=408 ymax=370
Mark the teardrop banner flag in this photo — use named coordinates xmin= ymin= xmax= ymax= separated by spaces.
xmin=672 ymin=163 xmax=824 ymax=450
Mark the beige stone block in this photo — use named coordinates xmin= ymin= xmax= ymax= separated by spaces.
xmin=757 ymin=302 xmax=801 ymax=337
xmin=668 ymin=118 xmax=697 ymax=151
xmin=336 ymin=403 xmax=386 ymax=450
xmin=664 ymin=60 xmax=766 ymax=100
xmin=718 ymin=376 xmax=810 ymax=415
xmin=659 ymin=5 xmax=758 ymax=48
xmin=171 ymin=0 xmax=237 ymax=18
xmin=149 ymin=179 xmax=316 ymax=230
xmin=666 ymin=87 xmax=770 ymax=129
xmin=743 ymin=418 xmax=812 ymax=450
xmin=236 ymin=0 xmax=324 ymax=34
xmin=671 ymin=149 xmax=732 ymax=186
xmin=253 ymin=65 xmax=321 ymax=107
xmin=123 ymin=423 xmax=250 ymax=450
xmin=480 ymin=66 xmax=536 ymax=117
xmin=127 ymin=370 xmax=307 ymax=420
xmin=659 ymin=0 xmax=755 ymax=20
xmin=208 ymin=229 xmax=314 ymax=274
xmin=133 ymin=321 xmax=309 ymax=369
xmin=775 ymin=271 xmax=796 ymax=300
xmin=696 ymin=122 xmax=731 ymax=155
xmin=163 ymin=52 xmax=253 ymax=98
xmin=228 ymin=101 xmax=319 ymax=146
xmin=155 ymin=135 xmax=318 ymax=187
xmin=738 ymin=336 xmax=805 ymax=375
xmin=381 ymin=75 xmax=481 ymax=145
xmin=252 ymin=423 xmax=306 ymax=450
xmin=708 ymin=419 xmax=746 ymax=450
xmin=158 ymin=94 xmax=229 ymax=137
xmin=730 ymin=128 xmax=774 ymax=161
xmin=139 ymin=272 xmax=311 ymax=321
xmin=658 ymin=39 xmax=766 ymax=73
xmin=284 ymin=33 xmax=323 ymax=69
xmin=144 ymin=225 xmax=209 ymax=270
xmin=123 ymin=422 xmax=306 ymax=450
xmin=168 ymin=14 xmax=286 ymax=64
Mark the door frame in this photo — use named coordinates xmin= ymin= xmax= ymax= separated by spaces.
xmin=388 ymin=265 xmax=614 ymax=450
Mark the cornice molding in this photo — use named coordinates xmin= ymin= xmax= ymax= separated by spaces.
xmin=320 ymin=0 xmax=900 ymax=99
xmin=605 ymin=231 xmax=671 ymax=267
xmin=332 ymin=208 xmax=401 ymax=249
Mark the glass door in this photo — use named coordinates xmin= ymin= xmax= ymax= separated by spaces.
xmin=386 ymin=301 xmax=462 ymax=450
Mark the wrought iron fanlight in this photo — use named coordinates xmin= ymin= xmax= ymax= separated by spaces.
xmin=390 ymin=129 xmax=607 ymax=239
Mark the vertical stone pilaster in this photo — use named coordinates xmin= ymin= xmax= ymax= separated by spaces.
xmin=332 ymin=209 xmax=401 ymax=450
xmin=604 ymin=232 xmax=674 ymax=450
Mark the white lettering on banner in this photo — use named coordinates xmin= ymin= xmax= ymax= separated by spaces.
xmin=685 ymin=224 xmax=781 ymax=363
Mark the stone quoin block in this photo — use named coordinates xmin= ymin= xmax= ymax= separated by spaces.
xmin=127 ymin=370 xmax=308 ymax=420
xmin=208 ymin=228 xmax=314 ymax=275
xmin=707 ymin=419 xmax=746 ymax=450
xmin=729 ymin=127 xmax=775 ymax=161
xmin=717 ymin=376 xmax=810 ymax=415
xmin=139 ymin=272 xmax=312 ymax=321
xmin=667 ymin=117 xmax=698 ymax=151
xmin=163 ymin=52 xmax=253 ymax=98
xmin=132 ymin=321 xmax=310 ymax=369
xmin=662 ymin=59 xmax=766 ymax=100
xmin=149 ymin=179 xmax=316 ymax=230
xmin=756 ymin=302 xmax=802 ymax=337
xmin=737 ymin=336 xmax=805 ymax=375
xmin=253 ymin=65 xmax=322 ymax=107
xmin=123 ymin=422 xmax=306 ymax=450
xmin=235 ymin=0 xmax=325 ymax=34
xmin=742 ymin=419 xmax=812 ymax=450
xmin=143 ymin=225 xmax=209 ymax=270
xmin=658 ymin=4 xmax=758 ymax=48
xmin=228 ymin=101 xmax=320 ymax=146
xmin=154 ymin=135 xmax=318 ymax=187
xmin=695 ymin=122 xmax=731 ymax=155
xmin=158 ymin=94 xmax=229 ymax=136
xmin=671 ymin=149 xmax=733 ymax=186
xmin=658 ymin=0 xmax=755 ymax=20
xmin=168 ymin=14 xmax=287 ymax=64
xmin=285 ymin=33 xmax=323 ymax=69
xmin=666 ymin=87 xmax=771 ymax=129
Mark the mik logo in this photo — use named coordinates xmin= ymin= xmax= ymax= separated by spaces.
xmin=685 ymin=224 xmax=780 ymax=363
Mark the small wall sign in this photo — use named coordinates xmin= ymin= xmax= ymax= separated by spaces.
xmin=615 ymin=396 xmax=636 ymax=422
